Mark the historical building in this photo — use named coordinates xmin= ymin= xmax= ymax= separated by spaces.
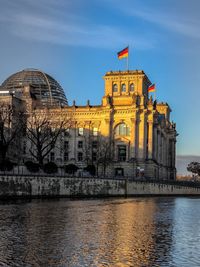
xmin=0 ymin=68 xmax=177 ymax=179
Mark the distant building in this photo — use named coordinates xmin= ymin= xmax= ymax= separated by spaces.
xmin=0 ymin=68 xmax=177 ymax=179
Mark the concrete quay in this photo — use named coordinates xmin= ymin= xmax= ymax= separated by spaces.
xmin=0 ymin=175 xmax=200 ymax=199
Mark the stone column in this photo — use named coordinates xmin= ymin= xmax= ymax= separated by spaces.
xmin=153 ymin=126 xmax=157 ymax=160
xmin=157 ymin=129 xmax=160 ymax=164
xmin=147 ymin=121 xmax=153 ymax=159
xmin=130 ymin=118 xmax=136 ymax=158
xmin=138 ymin=112 xmax=146 ymax=159
xmin=172 ymin=138 xmax=176 ymax=168
xmin=161 ymin=134 xmax=163 ymax=165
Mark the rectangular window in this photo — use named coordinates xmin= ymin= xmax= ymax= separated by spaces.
xmin=92 ymin=141 xmax=98 ymax=149
xmin=64 ymin=141 xmax=69 ymax=150
xmin=115 ymin=168 xmax=124 ymax=176
xmin=92 ymin=152 xmax=97 ymax=162
xmin=23 ymin=141 xmax=26 ymax=154
xmin=64 ymin=152 xmax=68 ymax=162
xmin=118 ymin=145 xmax=126 ymax=161
xmin=78 ymin=141 xmax=83 ymax=149
xmin=78 ymin=152 xmax=83 ymax=161
xmin=78 ymin=128 xmax=84 ymax=136
xmin=50 ymin=152 xmax=55 ymax=162
xmin=93 ymin=127 xmax=98 ymax=136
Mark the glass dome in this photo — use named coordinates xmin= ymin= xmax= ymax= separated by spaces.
xmin=1 ymin=68 xmax=68 ymax=106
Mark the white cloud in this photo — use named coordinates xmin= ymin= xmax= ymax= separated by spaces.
xmin=0 ymin=1 xmax=156 ymax=50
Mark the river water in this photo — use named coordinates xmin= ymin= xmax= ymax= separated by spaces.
xmin=0 ymin=197 xmax=200 ymax=267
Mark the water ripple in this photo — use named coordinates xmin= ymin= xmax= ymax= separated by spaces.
xmin=0 ymin=197 xmax=200 ymax=266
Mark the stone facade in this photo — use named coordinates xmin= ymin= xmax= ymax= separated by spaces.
xmin=0 ymin=69 xmax=177 ymax=179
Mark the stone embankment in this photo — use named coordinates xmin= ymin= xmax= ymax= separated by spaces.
xmin=0 ymin=175 xmax=200 ymax=199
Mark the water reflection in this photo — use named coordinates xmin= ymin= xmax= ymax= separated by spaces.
xmin=0 ymin=197 xmax=200 ymax=266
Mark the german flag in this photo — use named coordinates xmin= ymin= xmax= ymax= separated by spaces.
xmin=148 ymin=84 xmax=155 ymax=92
xmin=117 ymin=47 xmax=129 ymax=59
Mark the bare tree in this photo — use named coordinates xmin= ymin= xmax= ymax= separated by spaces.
xmin=26 ymin=108 xmax=71 ymax=166
xmin=0 ymin=101 xmax=25 ymax=164
xmin=94 ymin=136 xmax=113 ymax=177
xmin=187 ymin=162 xmax=200 ymax=178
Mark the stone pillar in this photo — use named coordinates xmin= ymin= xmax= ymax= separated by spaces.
xmin=172 ymin=138 xmax=176 ymax=168
xmin=72 ymin=122 xmax=77 ymax=161
xmin=148 ymin=121 xmax=153 ymax=159
xmin=157 ymin=130 xmax=160 ymax=164
xmin=161 ymin=134 xmax=164 ymax=165
xmin=157 ymin=129 xmax=161 ymax=179
xmin=130 ymin=118 xmax=136 ymax=158
xmin=135 ymin=115 xmax=140 ymax=159
xmin=153 ymin=126 xmax=157 ymax=160
xmin=84 ymin=121 xmax=91 ymax=137
xmin=100 ymin=118 xmax=110 ymax=137
xmin=138 ymin=112 xmax=146 ymax=159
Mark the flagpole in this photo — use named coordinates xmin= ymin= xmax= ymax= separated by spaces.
xmin=154 ymin=84 xmax=156 ymax=101
xmin=127 ymin=45 xmax=129 ymax=70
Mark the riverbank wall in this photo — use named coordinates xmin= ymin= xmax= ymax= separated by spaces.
xmin=0 ymin=175 xmax=200 ymax=199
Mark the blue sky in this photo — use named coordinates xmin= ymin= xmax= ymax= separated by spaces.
xmin=0 ymin=0 xmax=200 ymax=168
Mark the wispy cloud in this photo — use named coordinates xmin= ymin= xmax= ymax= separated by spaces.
xmin=104 ymin=0 xmax=200 ymax=40
xmin=129 ymin=9 xmax=200 ymax=39
xmin=12 ymin=14 xmax=155 ymax=49
xmin=0 ymin=0 xmax=155 ymax=50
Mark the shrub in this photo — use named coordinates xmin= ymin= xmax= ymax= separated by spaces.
xmin=84 ymin=165 xmax=96 ymax=176
xmin=43 ymin=162 xmax=58 ymax=174
xmin=25 ymin=161 xmax=40 ymax=173
xmin=64 ymin=164 xmax=79 ymax=174
xmin=0 ymin=159 xmax=14 ymax=171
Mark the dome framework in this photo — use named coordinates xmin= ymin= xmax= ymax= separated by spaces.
xmin=1 ymin=68 xmax=68 ymax=106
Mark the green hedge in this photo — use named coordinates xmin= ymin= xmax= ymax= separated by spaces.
xmin=25 ymin=161 xmax=40 ymax=173
xmin=84 ymin=165 xmax=96 ymax=176
xmin=64 ymin=164 xmax=79 ymax=174
xmin=43 ymin=162 xmax=58 ymax=174
xmin=0 ymin=159 xmax=14 ymax=171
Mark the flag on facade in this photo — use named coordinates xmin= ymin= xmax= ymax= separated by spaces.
xmin=117 ymin=47 xmax=129 ymax=59
xmin=148 ymin=84 xmax=155 ymax=92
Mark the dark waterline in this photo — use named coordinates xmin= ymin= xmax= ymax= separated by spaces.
xmin=0 ymin=197 xmax=200 ymax=267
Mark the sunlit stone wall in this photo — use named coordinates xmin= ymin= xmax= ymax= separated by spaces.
xmin=0 ymin=176 xmax=200 ymax=199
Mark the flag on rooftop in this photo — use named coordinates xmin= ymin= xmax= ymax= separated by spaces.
xmin=117 ymin=47 xmax=129 ymax=59
xmin=148 ymin=84 xmax=156 ymax=92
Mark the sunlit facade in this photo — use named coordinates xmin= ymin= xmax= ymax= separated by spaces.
xmin=0 ymin=69 xmax=177 ymax=179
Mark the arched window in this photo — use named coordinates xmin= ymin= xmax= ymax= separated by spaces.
xmin=115 ymin=123 xmax=130 ymax=136
xmin=121 ymin=83 xmax=126 ymax=92
xmin=113 ymin=83 xmax=118 ymax=92
xmin=93 ymin=127 xmax=98 ymax=136
xmin=130 ymin=83 xmax=134 ymax=92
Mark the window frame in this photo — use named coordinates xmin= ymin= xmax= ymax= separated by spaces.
xmin=78 ymin=152 xmax=83 ymax=162
xmin=92 ymin=140 xmax=98 ymax=149
xmin=93 ymin=127 xmax=98 ymax=136
xmin=130 ymin=83 xmax=134 ymax=92
xmin=78 ymin=127 xmax=84 ymax=136
xmin=64 ymin=141 xmax=69 ymax=150
xmin=113 ymin=83 xmax=118 ymax=92
xmin=64 ymin=152 xmax=69 ymax=162
xmin=121 ymin=83 xmax=126 ymax=93
xmin=50 ymin=152 xmax=55 ymax=162
xmin=118 ymin=145 xmax=126 ymax=162
xmin=78 ymin=140 xmax=83 ymax=149
xmin=115 ymin=123 xmax=130 ymax=136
